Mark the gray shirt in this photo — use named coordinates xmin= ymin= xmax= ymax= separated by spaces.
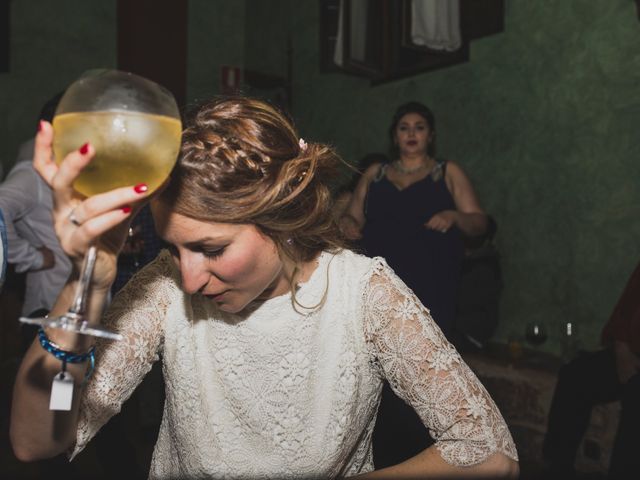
xmin=0 ymin=139 xmax=71 ymax=315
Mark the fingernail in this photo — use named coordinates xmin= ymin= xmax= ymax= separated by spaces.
xmin=122 ymin=206 xmax=132 ymax=214
xmin=79 ymin=142 xmax=90 ymax=155
xmin=37 ymin=120 xmax=44 ymax=132
xmin=134 ymin=183 xmax=148 ymax=194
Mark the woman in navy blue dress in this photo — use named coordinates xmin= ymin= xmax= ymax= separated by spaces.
xmin=340 ymin=101 xmax=488 ymax=468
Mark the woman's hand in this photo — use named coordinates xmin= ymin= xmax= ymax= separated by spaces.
xmin=424 ymin=210 xmax=457 ymax=233
xmin=33 ymin=121 xmax=150 ymax=292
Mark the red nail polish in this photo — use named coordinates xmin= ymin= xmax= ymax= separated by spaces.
xmin=134 ymin=183 xmax=148 ymax=194
xmin=37 ymin=120 xmax=44 ymax=132
xmin=79 ymin=143 xmax=90 ymax=155
xmin=122 ymin=206 xmax=132 ymax=214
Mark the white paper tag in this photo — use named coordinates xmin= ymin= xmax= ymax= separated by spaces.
xmin=50 ymin=371 xmax=74 ymax=411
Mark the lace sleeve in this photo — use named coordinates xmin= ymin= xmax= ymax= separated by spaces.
xmin=70 ymin=251 xmax=178 ymax=459
xmin=362 ymin=260 xmax=518 ymax=467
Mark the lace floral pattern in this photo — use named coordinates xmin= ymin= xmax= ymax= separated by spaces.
xmin=70 ymin=249 xmax=516 ymax=478
xmin=71 ymin=252 xmax=177 ymax=460
xmin=363 ymin=261 xmax=518 ymax=466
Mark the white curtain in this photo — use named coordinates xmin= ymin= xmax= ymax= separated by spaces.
xmin=411 ymin=0 xmax=461 ymax=52
xmin=334 ymin=0 xmax=461 ymax=67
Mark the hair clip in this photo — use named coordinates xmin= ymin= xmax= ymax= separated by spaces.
xmin=298 ymin=138 xmax=308 ymax=152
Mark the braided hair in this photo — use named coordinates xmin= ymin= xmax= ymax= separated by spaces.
xmin=158 ymin=96 xmax=347 ymax=264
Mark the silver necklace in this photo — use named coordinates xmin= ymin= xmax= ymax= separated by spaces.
xmin=392 ymin=159 xmax=428 ymax=175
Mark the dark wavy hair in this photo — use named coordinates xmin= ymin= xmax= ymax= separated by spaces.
xmin=388 ymin=101 xmax=436 ymax=158
xmin=157 ymin=96 xmax=347 ymax=264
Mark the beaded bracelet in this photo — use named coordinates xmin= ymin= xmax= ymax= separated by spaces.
xmin=38 ymin=328 xmax=96 ymax=384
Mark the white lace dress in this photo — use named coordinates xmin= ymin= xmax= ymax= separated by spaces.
xmin=70 ymin=249 xmax=517 ymax=479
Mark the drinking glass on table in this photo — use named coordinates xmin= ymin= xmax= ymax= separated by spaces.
xmin=20 ymin=69 xmax=182 ymax=340
xmin=524 ymin=321 xmax=548 ymax=348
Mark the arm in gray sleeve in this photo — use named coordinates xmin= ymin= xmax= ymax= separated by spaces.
xmin=0 ymin=164 xmax=45 ymax=272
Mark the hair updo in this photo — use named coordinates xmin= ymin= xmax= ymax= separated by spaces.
xmin=158 ymin=96 xmax=347 ymax=263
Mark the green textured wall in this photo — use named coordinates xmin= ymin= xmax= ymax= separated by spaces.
xmin=187 ymin=0 xmax=245 ymax=104
xmin=0 ymin=0 xmax=116 ymax=177
xmin=286 ymin=0 xmax=640 ymax=354
xmin=244 ymin=0 xmax=288 ymax=78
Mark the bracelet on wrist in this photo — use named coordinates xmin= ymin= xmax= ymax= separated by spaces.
xmin=38 ymin=328 xmax=95 ymax=384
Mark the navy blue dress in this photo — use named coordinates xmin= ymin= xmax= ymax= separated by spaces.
xmin=362 ymin=161 xmax=465 ymax=468
xmin=361 ymin=161 xmax=463 ymax=337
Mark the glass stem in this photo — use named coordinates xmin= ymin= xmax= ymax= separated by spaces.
xmin=69 ymin=245 xmax=98 ymax=318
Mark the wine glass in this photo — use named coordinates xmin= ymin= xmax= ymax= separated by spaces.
xmin=524 ymin=322 xmax=548 ymax=347
xmin=561 ymin=320 xmax=578 ymax=361
xmin=20 ymin=69 xmax=182 ymax=340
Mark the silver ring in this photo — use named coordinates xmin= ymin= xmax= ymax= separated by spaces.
xmin=68 ymin=209 xmax=82 ymax=227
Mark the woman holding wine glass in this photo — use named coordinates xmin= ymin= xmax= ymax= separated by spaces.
xmin=11 ymin=95 xmax=518 ymax=479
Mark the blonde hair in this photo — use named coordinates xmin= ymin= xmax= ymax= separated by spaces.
xmin=158 ymin=96 xmax=347 ymax=264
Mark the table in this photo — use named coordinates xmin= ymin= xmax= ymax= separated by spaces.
xmin=463 ymin=343 xmax=619 ymax=476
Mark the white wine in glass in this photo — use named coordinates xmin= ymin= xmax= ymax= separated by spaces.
xmin=53 ymin=111 xmax=181 ymax=196
xmin=20 ymin=70 xmax=182 ymax=340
